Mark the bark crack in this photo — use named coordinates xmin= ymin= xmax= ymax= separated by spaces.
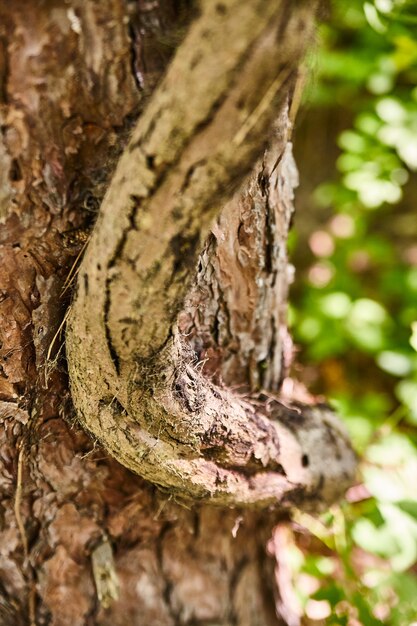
xmin=103 ymin=197 xmax=138 ymax=374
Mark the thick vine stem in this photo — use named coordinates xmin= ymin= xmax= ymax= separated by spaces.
xmin=66 ymin=0 xmax=356 ymax=509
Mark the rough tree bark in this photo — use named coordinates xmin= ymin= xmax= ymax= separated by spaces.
xmin=0 ymin=2 xmax=355 ymax=626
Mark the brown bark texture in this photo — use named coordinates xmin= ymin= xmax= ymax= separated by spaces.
xmin=0 ymin=2 xmax=355 ymax=626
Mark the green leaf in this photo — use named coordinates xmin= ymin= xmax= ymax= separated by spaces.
xmin=312 ymin=583 xmax=345 ymax=607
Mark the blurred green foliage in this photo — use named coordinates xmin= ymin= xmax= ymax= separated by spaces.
xmin=290 ymin=1 xmax=417 ymax=624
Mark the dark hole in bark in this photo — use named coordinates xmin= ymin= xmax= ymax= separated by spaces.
xmin=82 ymin=191 xmax=100 ymax=212
xmin=99 ymin=397 xmax=126 ymax=416
xmin=275 ymin=463 xmax=286 ymax=476
xmin=170 ymin=231 xmax=200 ymax=275
xmin=9 ymin=159 xmax=22 ymax=181
xmin=237 ymin=221 xmax=245 ymax=245
xmin=301 ymin=454 xmax=309 ymax=467
xmin=172 ymin=206 xmax=183 ymax=221
xmin=257 ymin=171 xmax=268 ymax=196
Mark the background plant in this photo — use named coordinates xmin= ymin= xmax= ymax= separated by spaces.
xmin=290 ymin=1 xmax=417 ymax=623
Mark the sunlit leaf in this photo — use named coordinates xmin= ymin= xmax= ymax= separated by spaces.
xmin=376 ymin=350 xmax=412 ymax=376
xmin=376 ymin=97 xmax=407 ymax=123
xmin=366 ymin=432 xmax=417 ymax=465
xmin=395 ymin=379 xmax=417 ymax=422
xmin=320 ymin=292 xmax=352 ymax=318
xmin=409 ymin=321 xmax=417 ymax=351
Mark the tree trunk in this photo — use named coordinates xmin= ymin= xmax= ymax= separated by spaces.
xmin=0 ymin=2 xmax=355 ymax=625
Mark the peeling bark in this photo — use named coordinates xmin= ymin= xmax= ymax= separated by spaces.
xmin=179 ymin=133 xmax=298 ymax=392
